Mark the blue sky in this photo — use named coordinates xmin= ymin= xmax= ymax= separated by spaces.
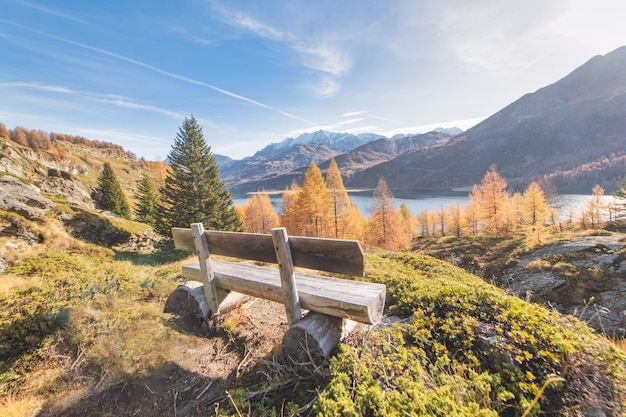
xmin=1 ymin=1 xmax=625 ymax=160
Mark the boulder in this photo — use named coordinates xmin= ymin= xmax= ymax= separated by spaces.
xmin=0 ymin=176 xmax=54 ymax=220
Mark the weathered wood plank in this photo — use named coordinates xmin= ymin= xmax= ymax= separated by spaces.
xmin=172 ymin=228 xmax=365 ymax=277
xmin=271 ymin=228 xmax=302 ymax=326
xmin=288 ymin=235 xmax=365 ymax=277
xmin=191 ymin=223 xmax=219 ymax=314
xmin=182 ymin=261 xmax=385 ymax=324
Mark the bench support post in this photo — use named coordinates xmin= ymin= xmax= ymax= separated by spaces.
xmin=191 ymin=223 xmax=220 ymax=316
xmin=271 ymin=227 xmax=302 ymax=326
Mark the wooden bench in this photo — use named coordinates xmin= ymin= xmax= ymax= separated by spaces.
xmin=165 ymin=224 xmax=386 ymax=363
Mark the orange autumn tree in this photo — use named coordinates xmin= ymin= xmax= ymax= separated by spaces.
xmin=472 ymin=164 xmax=509 ymax=235
xmin=280 ymin=162 xmax=332 ymax=237
xmin=366 ymin=177 xmax=410 ymax=250
xmin=586 ymin=184 xmax=607 ymax=229
xmin=521 ymin=181 xmax=549 ymax=245
xmin=399 ymin=202 xmax=417 ymax=243
xmin=326 ymin=159 xmax=365 ymax=240
xmin=280 ymin=182 xmax=300 ymax=234
xmin=447 ymin=201 xmax=466 ymax=237
xmin=239 ymin=193 xmax=279 ymax=234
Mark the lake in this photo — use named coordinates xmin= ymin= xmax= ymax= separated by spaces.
xmin=235 ymin=192 xmax=621 ymax=221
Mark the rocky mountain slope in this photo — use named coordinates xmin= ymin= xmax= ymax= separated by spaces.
xmin=0 ymin=136 xmax=161 ymax=261
xmin=347 ymin=46 xmax=626 ymax=193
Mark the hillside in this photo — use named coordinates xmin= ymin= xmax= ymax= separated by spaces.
xmin=0 ymin=131 xmax=625 ymax=416
xmin=347 ymin=46 xmax=626 ymax=193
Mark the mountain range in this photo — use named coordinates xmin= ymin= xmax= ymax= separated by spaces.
xmin=220 ymin=46 xmax=626 ymax=196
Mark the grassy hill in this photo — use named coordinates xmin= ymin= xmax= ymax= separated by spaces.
xmin=1 ymin=217 xmax=624 ymax=415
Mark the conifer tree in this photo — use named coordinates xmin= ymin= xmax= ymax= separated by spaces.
xmin=586 ymin=184 xmax=606 ymax=229
xmin=399 ymin=202 xmax=417 ymax=242
xmin=465 ymin=187 xmax=481 ymax=235
xmin=474 ymin=164 xmax=509 ymax=235
xmin=94 ymin=162 xmax=131 ymax=219
xmin=294 ymin=162 xmax=332 ymax=237
xmin=522 ymin=181 xmax=549 ymax=245
xmin=160 ymin=116 xmax=242 ymax=232
xmin=134 ymin=173 xmax=161 ymax=228
xmin=366 ymin=177 xmax=409 ymax=250
xmin=280 ymin=182 xmax=300 ymax=234
xmin=240 ymin=193 xmax=279 ymax=234
xmin=325 ymin=158 xmax=364 ymax=239
xmin=447 ymin=201 xmax=465 ymax=237
xmin=417 ymin=210 xmax=430 ymax=237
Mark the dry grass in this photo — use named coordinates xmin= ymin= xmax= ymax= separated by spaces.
xmin=0 ymin=392 xmax=43 ymax=417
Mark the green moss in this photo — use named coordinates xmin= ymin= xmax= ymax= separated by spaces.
xmin=317 ymin=253 xmax=626 ymax=416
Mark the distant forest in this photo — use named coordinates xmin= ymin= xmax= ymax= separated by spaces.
xmin=0 ymin=122 xmax=136 ymax=161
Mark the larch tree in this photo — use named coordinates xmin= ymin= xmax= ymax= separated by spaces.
xmin=94 ymin=162 xmax=131 ymax=219
xmin=399 ymin=202 xmax=417 ymax=243
xmin=465 ymin=186 xmax=481 ymax=235
xmin=240 ymin=193 xmax=279 ymax=234
xmin=437 ymin=205 xmax=448 ymax=237
xmin=417 ymin=210 xmax=430 ymax=237
xmin=326 ymin=159 xmax=351 ymax=239
xmin=160 ymin=116 xmax=242 ymax=232
xmin=280 ymin=182 xmax=300 ymax=235
xmin=366 ymin=177 xmax=409 ymax=250
xmin=586 ymin=184 xmax=606 ymax=229
xmin=428 ymin=210 xmax=438 ymax=237
xmin=447 ymin=201 xmax=465 ymax=237
xmin=475 ymin=164 xmax=509 ymax=235
xmin=325 ymin=158 xmax=365 ymax=239
xmin=294 ymin=162 xmax=332 ymax=237
xmin=134 ymin=173 xmax=162 ymax=229
xmin=505 ymin=192 xmax=524 ymax=234
xmin=521 ymin=181 xmax=549 ymax=245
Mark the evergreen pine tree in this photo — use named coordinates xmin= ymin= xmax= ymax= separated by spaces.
xmin=95 ymin=162 xmax=131 ymax=219
xmin=135 ymin=173 xmax=161 ymax=228
xmin=160 ymin=116 xmax=242 ymax=232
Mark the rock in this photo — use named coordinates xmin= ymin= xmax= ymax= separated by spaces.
xmin=35 ymin=177 xmax=94 ymax=209
xmin=501 ymin=234 xmax=626 ymax=336
xmin=0 ymin=176 xmax=54 ymax=220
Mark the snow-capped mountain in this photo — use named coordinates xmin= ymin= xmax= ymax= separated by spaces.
xmin=253 ymin=130 xmax=386 ymax=158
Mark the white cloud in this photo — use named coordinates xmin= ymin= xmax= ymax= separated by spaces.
xmin=1 ymin=20 xmax=316 ymax=124
xmin=427 ymin=1 xmax=567 ymax=73
xmin=342 ymin=110 xmax=368 ymax=117
xmin=337 ymin=118 xmax=364 ymax=126
xmin=378 ymin=117 xmax=485 ymax=138
xmin=313 ymin=76 xmax=340 ymax=97
xmin=293 ymin=43 xmax=350 ymax=76
xmin=215 ymin=5 xmax=350 ymax=95
xmin=227 ymin=11 xmax=287 ymax=41
xmin=0 ymin=81 xmax=186 ymax=119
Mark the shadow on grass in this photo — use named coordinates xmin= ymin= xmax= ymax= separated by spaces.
xmin=37 ymin=313 xmax=328 ymax=417
xmin=114 ymin=241 xmax=190 ymax=266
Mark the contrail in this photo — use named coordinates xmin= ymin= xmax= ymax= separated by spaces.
xmin=1 ymin=19 xmax=317 ymax=125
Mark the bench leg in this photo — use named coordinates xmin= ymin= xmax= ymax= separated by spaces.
xmin=282 ymin=312 xmax=346 ymax=364
xmin=164 ymin=281 xmax=212 ymax=322
xmin=164 ymin=282 xmax=249 ymax=324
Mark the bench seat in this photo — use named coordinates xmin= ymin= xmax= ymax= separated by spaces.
xmin=182 ymin=260 xmax=385 ymax=324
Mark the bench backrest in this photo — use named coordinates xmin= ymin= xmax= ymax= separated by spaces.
xmin=171 ymin=227 xmax=365 ymax=277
